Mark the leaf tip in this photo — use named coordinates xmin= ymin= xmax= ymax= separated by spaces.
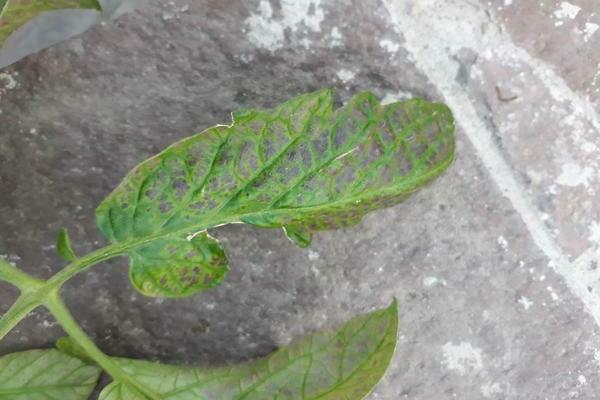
xmin=283 ymin=225 xmax=312 ymax=248
xmin=56 ymin=228 xmax=77 ymax=262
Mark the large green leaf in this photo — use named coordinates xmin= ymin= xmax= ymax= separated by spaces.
xmin=96 ymin=89 xmax=455 ymax=297
xmin=0 ymin=349 xmax=101 ymax=399
xmin=0 ymin=0 xmax=102 ymax=46
xmin=58 ymin=300 xmax=398 ymax=400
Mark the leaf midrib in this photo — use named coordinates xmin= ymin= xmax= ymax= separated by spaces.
xmin=114 ymin=146 xmax=454 ymax=258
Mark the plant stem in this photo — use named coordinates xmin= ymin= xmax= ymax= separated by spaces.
xmin=0 ymin=243 xmax=126 ymax=341
xmin=0 ymin=257 xmax=43 ymax=289
xmin=47 ymin=242 xmax=127 ymax=288
xmin=0 ymin=293 xmax=40 ymax=339
xmin=44 ymin=290 xmax=162 ymax=400
xmin=0 ymin=259 xmax=45 ymax=340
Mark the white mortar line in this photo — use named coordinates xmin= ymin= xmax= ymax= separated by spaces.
xmin=382 ymin=0 xmax=600 ymax=326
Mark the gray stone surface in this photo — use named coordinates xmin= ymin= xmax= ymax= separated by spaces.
xmin=1 ymin=0 xmax=600 ymax=399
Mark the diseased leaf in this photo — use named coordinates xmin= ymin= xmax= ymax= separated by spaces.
xmin=57 ymin=228 xmax=77 ymax=261
xmin=130 ymin=232 xmax=228 ymax=298
xmin=0 ymin=0 xmax=102 ymax=47
xmin=96 ymin=90 xmax=455 ymax=297
xmin=58 ymin=300 xmax=398 ymax=399
xmin=0 ymin=349 xmax=101 ymax=399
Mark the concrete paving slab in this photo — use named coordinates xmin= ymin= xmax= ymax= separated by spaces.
xmin=0 ymin=1 xmax=599 ymax=399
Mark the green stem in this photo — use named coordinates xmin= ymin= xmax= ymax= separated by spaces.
xmin=0 ymin=243 xmax=125 ymax=341
xmin=47 ymin=242 xmax=127 ymax=287
xmin=0 ymin=293 xmax=40 ymax=339
xmin=44 ymin=290 xmax=161 ymax=400
xmin=0 ymin=257 xmax=43 ymax=289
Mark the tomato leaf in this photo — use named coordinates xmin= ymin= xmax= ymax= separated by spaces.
xmin=58 ymin=299 xmax=398 ymax=400
xmin=0 ymin=349 xmax=101 ymax=399
xmin=0 ymin=0 xmax=102 ymax=47
xmin=129 ymin=232 xmax=228 ymax=298
xmin=96 ymin=90 xmax=455 ymax=297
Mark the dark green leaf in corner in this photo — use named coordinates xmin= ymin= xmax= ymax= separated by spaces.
xmin=0 ymin=0 xmax=102 ymax=47
xmin=58 ymin=300 xmax=398 ymax=400
xmin=0 ymin=349 xmax=101 ymax=399
xmin=57 ymin=228 xmax=77 ymax=261
xmin=96 ymin=89 xmax=455 ymax=298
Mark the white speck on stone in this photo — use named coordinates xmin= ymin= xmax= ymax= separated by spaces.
xmin=379 ymin=39 xmax=399 ymax=53
xmin=299 ymin=38 xmax=312 ymax=49
xmin=497 ymin=235 xmax=509 ymax=251
xmin=556 ymin=162 xmax=595 ymax=187
xmin=547 ymin=286 xmax=560 ymax=301
xmin=578 ymin=375 xmax=587 ymax=385
xmin=581 ymin=140 xmax=598 ymax=153
xmin=423 ymin=276 xmax=439 ymax=287
xmin=481 ymin=382 xmax=502 ymax=397
xmin=336 ymin=69 xmax=356 ymax=83
xmin=308 ymin=250 xmax=320 ymax=261
xmin=0 ymin=72 xmax=17 ymax=90
xmin=330 ymin=27 xmax=343 ymax=47
xmin=381 ymin=90 xmax=414 ymax=105
xmin=588 ymin=221 xmax=600 ymax=242
xmin=583 ymin=23 xmax=599 ymax=42
xmin=245 ymin=1 xmax=284 ymax=51
xmin=540 ymin=212 xmax=550 ymax=221
xmin=503 ymin=0 xmax=513 ymax=6
xmin=518 ymin=296 xmax=533 ymax=310
xmin=245 ymin=0 xmax=324 ymax=51
xmin=553 ymin=2 xmax=581 ymax=20
xmin=41 ymin=320 xmax=57 ymax=328
xmin=442 ymin=341 xmax=484 ymax=375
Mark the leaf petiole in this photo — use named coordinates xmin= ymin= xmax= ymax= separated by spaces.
xmin=0 ymin=257 xmax=43 ymax=289
xmin=44 ymin=290 xmax=161 ymax=400
xmin=0 ymin=242 xmax=125 ymax=342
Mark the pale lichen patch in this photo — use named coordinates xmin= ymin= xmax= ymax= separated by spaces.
xmin=441 ymin=341 xmax=484 ymax=375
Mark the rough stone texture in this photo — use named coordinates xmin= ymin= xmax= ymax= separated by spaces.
xmin=384 ymin=0 xmax=600 ymax=259
xmin=1 ymin=0 xmax=599 ymax=399
xmin=492 ymin=0 xmax=600 ymax=107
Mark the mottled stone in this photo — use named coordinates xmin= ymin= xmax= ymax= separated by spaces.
xmin=0 ymin=1 xmax=599 ymax=399
xmin=384 ymin=0 xmax=600 ymax=257
xmin=464 ymin=54 xmax=600 ymax=257
xmin=491 ymin=0 xmax=600 ymax=108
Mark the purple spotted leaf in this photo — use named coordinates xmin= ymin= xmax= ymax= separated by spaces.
xmin=96 ymin=89 xmax=455 ymax=297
